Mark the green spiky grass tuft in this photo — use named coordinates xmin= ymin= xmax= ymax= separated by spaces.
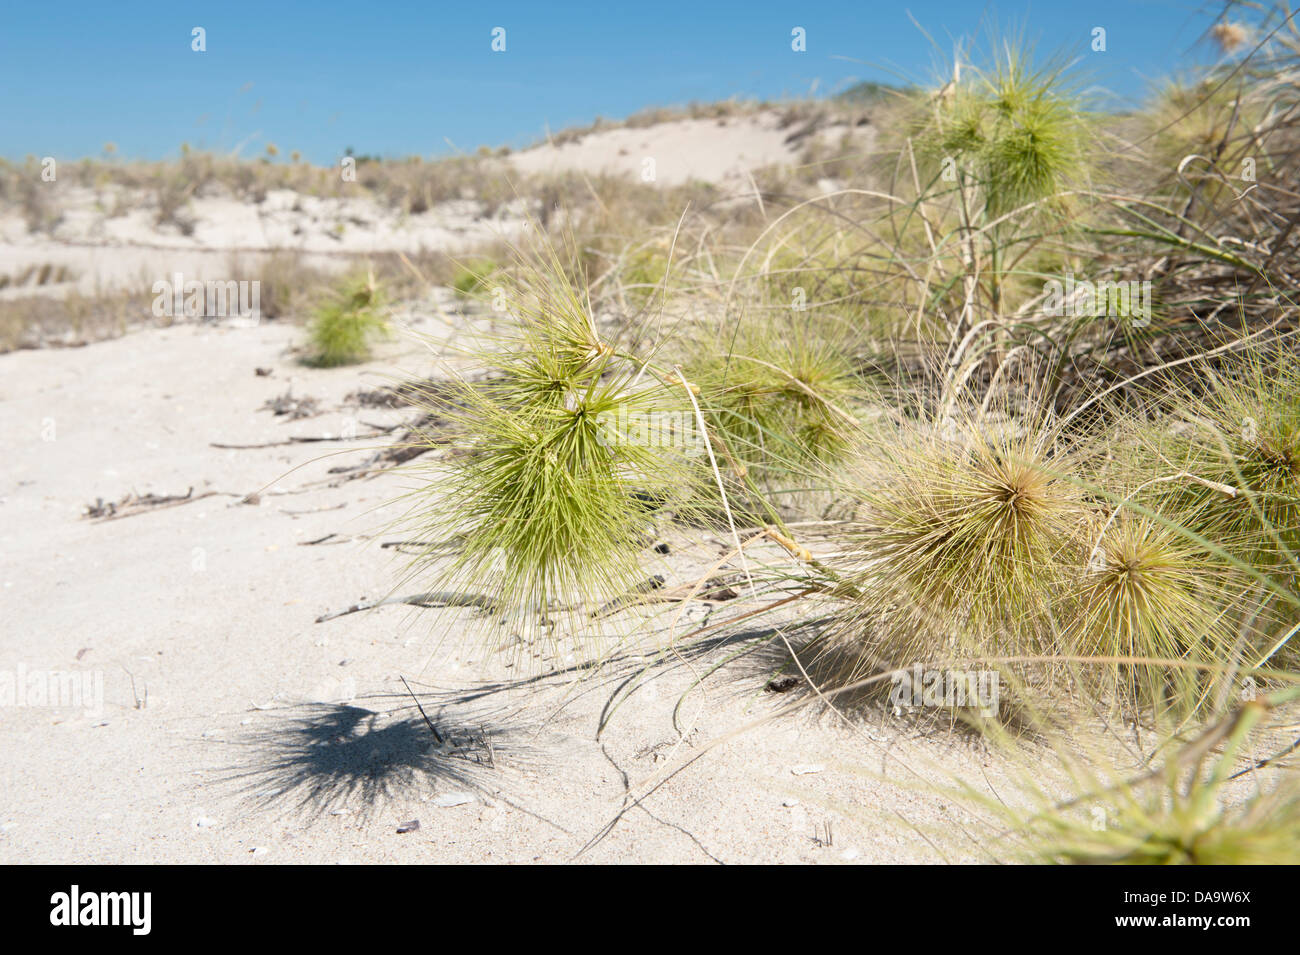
xmin=404 ymin=243 xmax=711 ymax=634
xmin=837 ymin=412 xmax=1085 ymax=652
xmin=686 ymin=318 xmax=862 ymax=489
xmin=918 ymin=44 xmax=1093 ymax=220
xmin=303 ymin=271 xmax=390 ymax=367
xmin=1031 ymin=782 xmax=1300 ymax=865
xmin=436 ymin=370 xmax=688 ymax=613
xmin=1067 ymin=515 xmax=1232 ymax=713
xmin=1188 ymin=356 xmax=1299 ymax=568
xmin=1012 ymin=699 xmax=1300 ymax=865
xmin=451 ymin=258 xmax=498 ymax=298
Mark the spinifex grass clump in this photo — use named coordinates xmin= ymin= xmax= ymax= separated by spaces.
xmin=919 ymin=46 xmax=1092 ymax=220
xmin=405 ymin=244 xmax=711 ymax=630
xmin=686 ymin=318 xmax=862 ymax=490
xmin=1066 ymin=514 xmax=1233 ymax=713
xmin=437 ymin=369 xmax=687 ymax=613
xmin=906 ymin=42 xmax=1094 ymax=320
xmin=1146 ymin=353 xmax=1300 ymax=586
xmin=303 ymin=271 xmax=390 ymax=367
xmin=993 ymin=694 xmax=1300 ymax=864
xmin=834 ymin=410 xmax=1085 ymax=658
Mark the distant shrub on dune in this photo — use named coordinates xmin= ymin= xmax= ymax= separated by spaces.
xmin=302 ymin=271 xmax=390 ymax=367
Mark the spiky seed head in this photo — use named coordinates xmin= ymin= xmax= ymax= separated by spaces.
xmin=1210 ymin=22 xmax=1249 ymax=54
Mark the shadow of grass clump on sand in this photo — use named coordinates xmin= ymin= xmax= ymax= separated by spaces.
xmin=218 ymin=697 xmax=532 ymax=820
xmin=596 ymin=607 xmax=1047 ymax=745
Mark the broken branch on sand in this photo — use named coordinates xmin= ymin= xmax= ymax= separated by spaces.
xmin=84 ymin=487 xmax=225 ymax=522
xmin=210 ymin=427 xmax=397 ymax=449
xmin=315 ymin=590 xmax=500 ymax=622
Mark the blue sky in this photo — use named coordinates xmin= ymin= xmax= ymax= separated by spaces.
xmin=1 ymin=1 xmax=1223 ymax=164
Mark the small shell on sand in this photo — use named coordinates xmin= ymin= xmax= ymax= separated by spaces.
xmin=791 ymin=764 xmax=826 ymax=776
xmin=430 ymin=792 xmax=474 ymax=808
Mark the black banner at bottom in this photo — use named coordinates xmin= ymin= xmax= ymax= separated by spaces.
xmin=4 ymin=864 xmax=1271 ymax=940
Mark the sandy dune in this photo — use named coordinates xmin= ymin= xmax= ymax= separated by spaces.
xmin=509 ymin=110 xmax=850 ymax=186
xmin=2 ymin=109 xmax=867 ymax=303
